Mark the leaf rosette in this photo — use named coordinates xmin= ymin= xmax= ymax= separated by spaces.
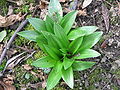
xmin=18 ymin=0 xmax=103 ymax=89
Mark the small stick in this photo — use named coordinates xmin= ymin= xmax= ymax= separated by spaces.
xmin=0 ymin=19 xmax=28 ymax=65
xmin=102 ymin=75 xmax=115 ymax=90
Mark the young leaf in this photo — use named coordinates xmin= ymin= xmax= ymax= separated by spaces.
xmin=60 ymin=11 xmax=78 ymax=34
xmin=79 ymin=26 xmax=98 ymax=35
xmin=47 ymin=68 xmax=62 ymax=90
xmin=0 ymin=31 xmax=6 ymax=42
xmin=43 ymin=45 xmax=61 ymax=60
xmin=78 ymin=31 xmax=103 ymax=51
xmin=54 ymin=61 xmax=63 ymax=73
xmin=62 ymin=67 xmax=74 ymax=89
xmin=72 ymin=61 xmax=95 ymax=71
xmin=32 ymin=56 xmax=56 ymax=68
xmin=54 ymin=23 xmax=69 ymax=48
xmin=68 ymin=29 xmax=85 ymax=40
xmin=45 ymin=16 xmax=54 ymax=33
xmin=18 ymin=30 xmax=40 ymax=41
xmin=74 ymin=49 xmax=101 ymax=59
xmin=63 ymin=57 xmax=74 ymax=70
xmin=69 ymin=37 xmax=83 ymax=54
xmin=36 ymin=35 xmax=48 ymax=53
xmin=41 ymin=31 xmax=60 ymax=49
xmin=48 ymin=0 xmax=63 ymax=17
xmin=68 ymin=26 xmax=98 ymax=40
xmin=28 ymin=18 xmax=46 ymax=32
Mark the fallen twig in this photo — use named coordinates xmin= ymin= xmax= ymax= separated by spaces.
xmin=102 ymin=75 xmax=115 ymax=90
xmin=0 ymin=19 xmax=28 ymax=65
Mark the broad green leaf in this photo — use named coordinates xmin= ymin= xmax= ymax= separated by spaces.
xmin=36 ymin=35 xmax=48 ymax=53
xmin=48 ymin=0 xmax=63 ymax=17
xmin=69 ymin=37 xmax=83 ymax=54
xmin=18 ymin=30 xmax=40 ymax=41
xmin=79 ymin=26 xmax=98 ymax=35
xmin=45 ymin=16 xmax=54 ymax=33
xmin=68 ymin=26 xmax=98 ymax=40
xmin=47 ymin=68 xmax=62 ymax=90
xmin=62 ymin=67 xmax=74 ymax=89
xmin=43 ymin=45 xmax=61 ymax=60
xmin=54 ymin=61 xmax=63 ymax=73
xmin=32 ymin=56 xmax=56 ymax=68
xmin=28 ymin=18 xmax=46 ymax=32
xmin=68 ymin=29 xmax=85 ymax=40
xmin=74 ymin=49 xmax=100 ymax=59
xmin=60 ymin=11 xmax=78 ymax=34
xmin=63 ymin=57 xmax=74 ymax=70
xmin=54 ymin=23 xmax=69 ymax=48
xmin=72 ymin=61 xmax=95 ymax=71
xmin=41 ymin=31 xmax=60 ymax=49
xmin=78 ymin=31 xmax=103 ymax=51
xmin=0 ymin=31 xmax=6 ymax=42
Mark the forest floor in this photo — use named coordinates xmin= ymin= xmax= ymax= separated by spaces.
xmin=0 ymin=0 xmax=120 ymax=90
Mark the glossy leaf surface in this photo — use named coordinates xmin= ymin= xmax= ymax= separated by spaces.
xmin=54 ymin=23 xmax=69 ymax=48
xmin=69 ymin=37 xmax=83 ymax=54
xmin=28 ymin=18 xmax=46 ymax=31
xmin=18 ymin=30 xmax=40 ymax=41
xmin=74 ymin=49 xmax=100 ymax=59
xmin=62 ymin=67 xmax=74 ymax=89
xmin=48 ymin=0 xmax=63 ymax=17
xmin=32 ymin=56 xmax=56 ymax=68
xmin=60 ymin=11 xmax=78 ymax=34
xmin=78 ymin=31 xmax=103 ymax=51
xmin=0 ymin=31 xmax=6 ymax=42
xmin=47 ymin=68 xmax=62 ymax=90
xmin=72 ymin=61 xmax=95 ymax=71
xmin=63 ymin=57 xmax=74 ymax=70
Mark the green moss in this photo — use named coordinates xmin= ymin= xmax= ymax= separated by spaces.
xmin=34 ymin=51 xmax=45 ymax=60
xmin=111 ymin=85 xmax=119 ymax=90
xmin=0 ymin=60 xmax=6 ymax=71
xmin=14 ymin=66 xmax=40 ymax=88
xmin=26 ymin=58 xmax=33 ymax=65
xmin=0 ymin=0 xmax=7 ymax=15
xmin=52 ymin=87 xmax=66 ymax=90
xmin=15 ymin=5 xmax=30 ymax=13
xmin=25 ymin=0 xmax=34 ymax=3
xmin=24 ymin=24 xmax=34 ymax=30
xmin=112 ymin=68 xmax=120 ymax=78
xmin=86 ymin=68 xmax=103 ymax=89
xmin=13 ymin=36 xmax=30 ymax=46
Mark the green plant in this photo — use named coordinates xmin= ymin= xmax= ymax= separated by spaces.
xmin=18 ymin=0 xmax=103 ymax=89
xmin=0 ymin=31 xmax=6 ymax=42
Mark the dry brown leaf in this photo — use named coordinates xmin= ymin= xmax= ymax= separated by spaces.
xmin=0 ymin=81 xmax=16 ymax=90
xmin=0 ymin=44 xmax=3 ymax=55
xmin=78 ymin=9 xmax=87 ymax=16
xmin=29 ymin=3 xmax=35 ymax=11
xmin=22 ymin=64 xmax=32 ymax=71
xmin=59 ymin=0 xmax=66 ymax=2
xmin=3 ymin=75 xmax=14 ymax=85
xmin=39 ymin=0 xmax=49 ymax=9
xmin=28 ymin=81 xmax=46 ymax=89
xmin=7 ymin=6 xmax=13 ymax=15
xmin=117 ymin=1 xmax=120 ymax=15
xmin=0 ymin=13 xmax=24 ymax=27
xmin=102 ymin=4 xmax=109 ymax=31
xmin=82 ymin=0 xmax=93 ymax=9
